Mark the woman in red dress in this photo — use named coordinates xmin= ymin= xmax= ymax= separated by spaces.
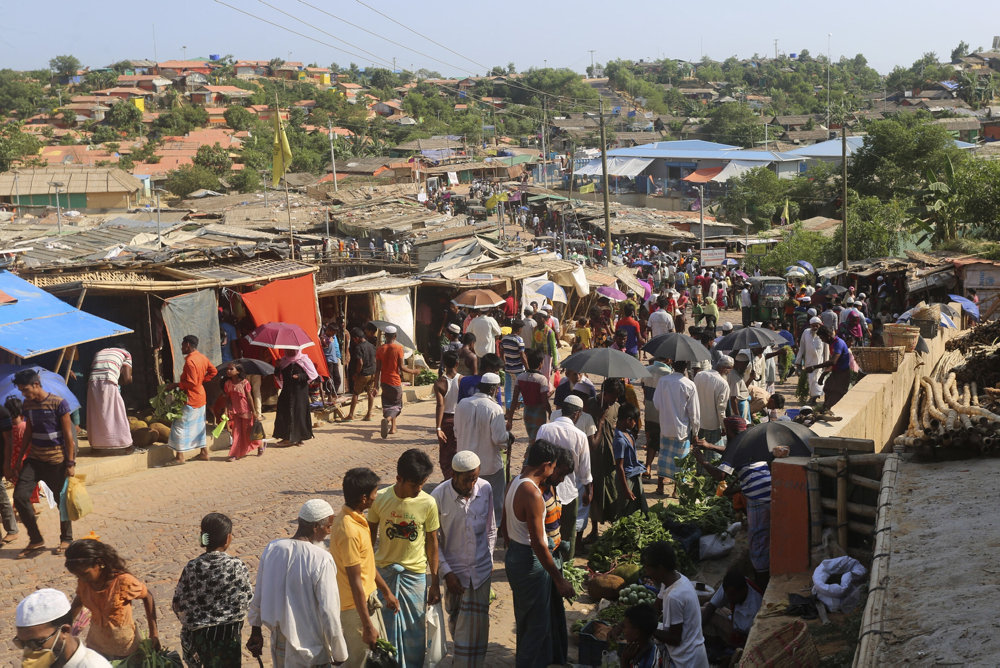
xmin=221 ymin=364 xmax=262 ymax=461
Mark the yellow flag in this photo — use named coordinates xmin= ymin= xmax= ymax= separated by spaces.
xmin=782 ymin=198 xmax=789 ymax=225
xmin=578 ymin=182 xmax=595 ymax=194
xmin=272 ymin=108 xmax=293 ymax=186
xmin=498 ymin=191 xmax=509 ymax=202
xmin=485 ymin=194 xmax=498 ymax=209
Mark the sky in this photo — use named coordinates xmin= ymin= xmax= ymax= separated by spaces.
xmin=2 ymin=0 xmax=998 ymax=76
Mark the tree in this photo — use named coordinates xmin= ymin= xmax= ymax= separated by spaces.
xmin=228 ymin=167 xmax=261 ymax=193
xmin=105 ymin=101 xmax=143 ymax=135
xmin=702 ymin=103 xmax=763 ymax=147
xmin=163 ymin=164 xmax=221 ymax=197
xmin=755 ymin=225 xmax=831 ymax=275
xmin=193 ymin=142 xmax=233 ymax=176
xmin=0 ymin=70 xmax=47 ymax=117
xmin=719 ymin=166 xmax=788 ymax=229
xmin=153 ymin=105 xmax=209 ymax=136
xmin=108 ymin=60 xmax=134 ymax=74
xmin=0 ymin=122 xmax=43 ymax=171
xmin=91 ymin=125 xmax=119 ymax=143
xmin=951 ymin=41 xmax=970 ymax=63
xmin=831 ymin=193 xmax=905 ymax=261
xmin=954 ymin=159 xmax=1000 ymax=240
xmin=49 ymin=55 xmax=81 ymax=79
xmin=223 ymin=105 xmax=254 ymax=131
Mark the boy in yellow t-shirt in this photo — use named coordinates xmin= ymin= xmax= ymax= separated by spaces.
xmin=367 ymin=449 xmax=440 ymax=666
xmin=574 ymin=318 xmax=592 ymax=353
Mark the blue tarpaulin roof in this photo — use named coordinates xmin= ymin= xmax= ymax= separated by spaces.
xmin=0 ymin=271 xmax=132 ymax=358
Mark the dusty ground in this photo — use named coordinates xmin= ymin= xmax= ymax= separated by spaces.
xmin=874 ymin=457 xmax=1000 ymax=666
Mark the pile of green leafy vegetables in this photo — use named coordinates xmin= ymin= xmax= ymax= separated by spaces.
xmin=150 ymin=384 xmax=188 ymax=423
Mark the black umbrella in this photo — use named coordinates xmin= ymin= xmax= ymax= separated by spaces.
xmin=560 ymin=348 xmax=650 ymax=380
xmin=218 ymin=358 xmax=275 ymax=377
xmin=722 ymin=421 xmax=815 ymax=470
xmin=368 ymin=320 xmax=416 ymax=350
xmin=818 ymin=284 xmax=848 ymax=297
xmin=642 ymin=333 xmax=712 ymax=363
xmin=714 ymin=326 xmax=789 ymax=352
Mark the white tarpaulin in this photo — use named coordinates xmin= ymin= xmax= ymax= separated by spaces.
xmin=551 ymin=265 xmax=591 ymax=297
xmin=712 ymin=160 xmax=758 ymax=183
xmin=521 ymin=273 xmax=548 ymax=314
xmin=576 ymin=157 xmax=654 ymax=177
xmin=376 ymin=289 xmax=415 ymax=356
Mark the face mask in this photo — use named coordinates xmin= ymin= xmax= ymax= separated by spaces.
xmin=21 ymin=630 xmax=61 ymax=668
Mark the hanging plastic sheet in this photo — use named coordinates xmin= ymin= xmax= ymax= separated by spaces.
xmin=161 ymin=289 xmax=222 ymax=382
xmin=240 ymin=275 xmax=329 ymax=378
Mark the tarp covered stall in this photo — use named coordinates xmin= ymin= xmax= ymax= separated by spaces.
xmin=161 ymin=289 xmax=223 ymax=382
xmin=576 ymin=157 xmax=654 ymax=177
xmin=376 ymin=289 xmax=416 ymax=356
xmin=0 ymin=270 xmax=131 ymax=359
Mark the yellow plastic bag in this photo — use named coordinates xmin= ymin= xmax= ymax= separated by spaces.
xmin=66 ymin=475 xmax=93 ymax=522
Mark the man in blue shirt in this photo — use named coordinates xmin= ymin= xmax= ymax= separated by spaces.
xmin=809 ymin=326 xmax=851 ymax=409
xmin=220 ymin=316 xmax=238 ymax=364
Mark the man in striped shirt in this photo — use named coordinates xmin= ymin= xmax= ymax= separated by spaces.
xmin=499 ymin=323 xmax=526 ymax=410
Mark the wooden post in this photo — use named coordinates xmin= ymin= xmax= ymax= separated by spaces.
xmin=836 ymin=456 xmax=848 ymax=550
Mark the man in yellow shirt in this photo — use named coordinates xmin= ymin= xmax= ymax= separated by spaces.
xmin=368 ymin=449 xmax=441 ymax=667
xmin=332 ymin=468 xmax=400 ymax=667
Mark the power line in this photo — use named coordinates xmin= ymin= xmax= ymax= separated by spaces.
xmin=254 ymin=0 xmax=385 ymax=65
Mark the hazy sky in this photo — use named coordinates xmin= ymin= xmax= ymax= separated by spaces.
xmin=3 ymin=0 xmax=997 ymax=76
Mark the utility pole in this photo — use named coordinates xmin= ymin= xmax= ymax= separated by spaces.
xmin=540 ymin=98 xmax=548 ymax=188
xmin=327 ymin=120 xmax=339 ymax=192
xmin=599 ymin=99 xmax=612 ymax=266
xmin=49 ymin=181 xmax=64 ymax=234
xmin=826 ymin=33 xmax=832 ymax=130
xmin=774 ymin=39 xmax=778 ymax=60
xmin=154 ymin=187 xmax=163 ymax=248
xmin=698 ymin=185 xmax=705 ymax=252
xmin=564 ymin=144 xmax=574 ymax=261
xmin=589 ymin=50 xmax=596 ymax=75
xmin=841 ymin=122 xmax=848 ymax=271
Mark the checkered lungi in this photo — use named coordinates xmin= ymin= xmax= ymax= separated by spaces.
xmin=657 ymin=436 xmax=690 ymax=479
xmin=168 ymin=404 xmax=206 ymax=452
xmin=445 ymin=579 xmax=491 ymax=667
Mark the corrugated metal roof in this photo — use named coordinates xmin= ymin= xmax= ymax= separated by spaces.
xmin=0 ymin=167 xmax=142 ymax=197
xmin=316 ymin=271 xmax=420 ymax=296
xmin=15 ymin=227 xmax=160 ymax=267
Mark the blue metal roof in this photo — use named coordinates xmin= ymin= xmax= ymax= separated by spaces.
xmin=0 ymin=271 xmax=132 ymax=358
xmin=607 ymin=143 xmax=803 ymax=163
xmin=644 ymin=140 xmax=740 ymax=151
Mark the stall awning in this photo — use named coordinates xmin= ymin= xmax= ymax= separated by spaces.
xmin=576 ymin=157 xmax=654 ymax=177
xmin=682 ymin=167 xmax=724 ymax=183
xmin=0 ymin=271 xmax=132 ymax=358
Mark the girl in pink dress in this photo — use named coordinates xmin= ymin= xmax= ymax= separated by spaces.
xmin=221 ymin=364 xmax=262 ymax=461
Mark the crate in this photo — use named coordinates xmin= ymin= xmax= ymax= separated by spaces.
xmin=883 ymin=324 xmax=920 ymax=352
xmin=739 ymin=619 xmax=819 ymax=668
xmin=578 ymin=620 xmax=611 ymax=666
xmin=852 ymin=346 xmax=905 ymax=373
xmin=910 ymin=318 xmax=939 ymax=339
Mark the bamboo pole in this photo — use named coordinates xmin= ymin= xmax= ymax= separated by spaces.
xmin=820 ymin=514 xmax=873 ymax=536
xmin=836 ymin=456 xmax=849 ymax=549
xmin=820 ymin=497 xmax=877 ymax=519
xmin=813 ymin=453 xmax=889 ymax=467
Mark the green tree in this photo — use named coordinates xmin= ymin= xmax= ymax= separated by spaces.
xmin=193 ymin=142 xmax=233 ymax=176
xmin=0 ymin=122 xmax=43 ymax=170
xmin=228 ymin=167 xmax=261 ymax=193
xmin=49 ymin=55 xmax=81 ymax=79
xmin=702 ymin=102 xmax=763 ymax=147
xmin=718 ymin=166 xmax=788 ymax=228
xmin=164 ymin=164 xmax=221 ymax=197
xmin=951 ymin=41 xmax=970 ymax=62
xmin=105 ymin=101 xmax=143 ymax=135
xmin=91 ymin=125 xmax=119 ymax=143
xmin=954 ymin=159 xmax=1000 ymax=240
xmin=830 ymin=193 xmax=905 ymax=261
xmin=909 ymin=156 xmax=964 ymax=243
xmin=0 ymin=70 xmax=47 ymax=117
xmin=153 ymin=105 xmax=209 ymax=136
xmin=224 ymin=105 xmax=254 ymax=131
xmin=108 ymin=60 xmax=134 ymax=74
xmin=755 ymin=225 xmax=831 ymax=275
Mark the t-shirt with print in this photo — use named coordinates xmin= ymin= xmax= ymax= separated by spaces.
xmin=23 ymin=393 xmax=71 ymax=464
xmin=369 ymin=486 xmax=441 ymax=574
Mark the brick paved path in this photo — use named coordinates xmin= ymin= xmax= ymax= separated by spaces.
xmin=0 ymin=398 xmax=527 ymax=666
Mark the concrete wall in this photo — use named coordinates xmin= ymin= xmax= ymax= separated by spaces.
xmin=810 ymin=324 xmax=963 ymax=451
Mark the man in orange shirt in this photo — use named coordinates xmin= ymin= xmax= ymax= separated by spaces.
xmin=167 ymin=334 xmax=218 ymax=463
xmin=374 ymin=326 xmax=418 ymax=439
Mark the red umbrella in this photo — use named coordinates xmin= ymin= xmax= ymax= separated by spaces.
xmin=248 ymin=322 xmax=315 ymax=350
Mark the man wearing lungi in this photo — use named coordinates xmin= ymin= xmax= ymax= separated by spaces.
xmin=86 ymin=347 xmax=133 ymax=452
xmin=430 ymin=452 xmax=496 ymax=667
xmin=652 ymin=361 xmax=701 ymax=494
xmin=167 ymin=335 xmax=217 ymax=464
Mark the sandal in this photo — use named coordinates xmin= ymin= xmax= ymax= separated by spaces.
xmin=257 ymin=444 xmax=266 ymax=457
xmin=16 ymin=543 xmax=46 ymax=560
xmin=2 ymin=533 xmax=18 ymax=544
xmin=226 ymin=457 xmax=237 ymax=462
xmin=53 ymin=541 xmax=71 ymax=556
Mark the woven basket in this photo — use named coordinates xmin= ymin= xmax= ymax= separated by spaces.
xmin=913 ymin=303 xmax=941 ymax=321
xmin=740 ymin=619 xmax=819 ymax=668
xmin=852 ymin=346 xmax=905 ymax=373
xmin=884 ymin=324 xmax=920 ymax=352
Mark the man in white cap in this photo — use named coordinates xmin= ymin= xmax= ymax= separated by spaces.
xmin=715 ymin=321 xmax=733 ymax=346
xmin=536 ymin=394 xmax=592 ymax=560
xmin=454 ymin=372 xmax=509 ymax=522
xmin=694 ymin=356 xmax=732 ymax=449
xmin=468 ymin=308 xmax=501 ymax=360
xmin=374 ymin=325 xmax=419 ymax=439
xmin=16 ymin=588 xmax=112 ymax=667
xmin=541 ymin=303 xmax=560 ymax=335
xmin=794 ymin=316 xmax=829 ymax=404
xmin=247 ymin=499 xmax=348 ymax=666
xmin=430 ymin=451 xmax=497 ymax=667
xmin=439 ymin=323 xmax=462 ymax=374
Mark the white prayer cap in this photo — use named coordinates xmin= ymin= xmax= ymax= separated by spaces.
xmin=721 ymin=322 xmax=733 ymax=332
xmin=810 ymin=316 xmax=822 ymax=325
xmin=480 ymin=372 xmax=501 ymax=385
xmin=383 ymin=325 xmax=397 ymax=335
xmin=799 ymin=296 xmax=811 ymax=303
xmin=734 ymin=352 xmax=750 ymax=362
xmin=16 ymin=589 xmax=71 ymax=628
xmin=858 ymin=293 xmax=866 ymax=299
xmin=716 ymin=355 xmax=734 ymax=369
xmin=298 ymin=499 xmax=334 ymax=523
xmin=452 ymin=451 xmax=481 ymax=473
xmin=807 ymin=308 xmax=817 ymax=316
xmin=447 ymin=323 xmax=461 ymax=334
xmin=541 ymin=303 xmax=553 ymax=311
xmin=844 ymin=298 xmax=854 ymax=306
xmin=563 ymin=394 xmax=584 ymax=409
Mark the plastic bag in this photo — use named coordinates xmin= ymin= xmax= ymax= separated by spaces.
xmin=699 ymin=531 xmax=736 ymax=560
xmin=812 ymin=556 xmax=867 ymax=613
xmin=250 ymin=419 xmax=265 ymax=441
xmin=66 ymin=475 xmax=93 ymax=522
xmin=365 ymin=643 xmax=400 ymax=668
xmin=423 ymin=602 xmax=446 ymax=667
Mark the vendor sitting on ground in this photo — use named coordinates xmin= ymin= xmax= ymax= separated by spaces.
xmin=701 ymin=568 xmax=763 ymax=658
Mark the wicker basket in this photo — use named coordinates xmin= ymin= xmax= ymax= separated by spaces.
xmin=740 ymin=619 xmax=820 ymax=668
xmin=852 ymin=346 xmax=905 ymax=373
xmin=884 ymin=324 xmax=920 ymax=352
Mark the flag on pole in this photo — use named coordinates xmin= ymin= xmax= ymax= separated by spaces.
xmin=781 ymin=198 xmax=789 ymax=225
xmin=578 ymin=182 xmax=595 ymax=194
xmin=272 ymin=108 xmax=293 ymax=187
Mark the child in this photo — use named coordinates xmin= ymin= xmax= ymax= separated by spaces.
xmin=766 ymin=393 xmax=787 ymax=422
xmin=4 ymin=396 xmax=36 ymax=532
xmin=621 ymin=604 xmax=662 ymax=668
xmin=574 ymin=318 xmax=592 ymax=353
xmin=65 ymin=539 xmax=159 ymax=659
xmin=613 ymin=403 xmax=647 ymax=517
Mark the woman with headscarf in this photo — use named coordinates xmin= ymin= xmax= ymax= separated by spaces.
xmin=273 ymin=348 xmax=318 ymax=445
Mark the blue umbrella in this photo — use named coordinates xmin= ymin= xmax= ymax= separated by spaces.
xmin=722 ymin=258 xmax=739 ymax=266
xmin=797 ymin=260 xmax=816 ymax=274
xmin=947 ymin=294 xmax=980 ymax=320
xmin=0 ymin=365 xmax=82 ymax=412
xmin=895 ymin=311 xmax=958 ymax=329
xmin=526 ymin=279 xmax=568 ymax=303
xmin=632 ymin=259 xmax=652 ymax=267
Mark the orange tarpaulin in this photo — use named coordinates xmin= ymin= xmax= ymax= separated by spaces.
xmin=241 ymin=274 xmax=330 ymax=378
xmin=682 ymin=166 xmax=724 ymax=183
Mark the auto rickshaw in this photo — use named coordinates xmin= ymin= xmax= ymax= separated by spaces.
xmin=749 ymin=276 xmax=788 ymax=323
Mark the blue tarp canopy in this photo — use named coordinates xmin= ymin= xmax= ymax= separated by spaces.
xmin=0 ymin=271 xmax=132 ymax=358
